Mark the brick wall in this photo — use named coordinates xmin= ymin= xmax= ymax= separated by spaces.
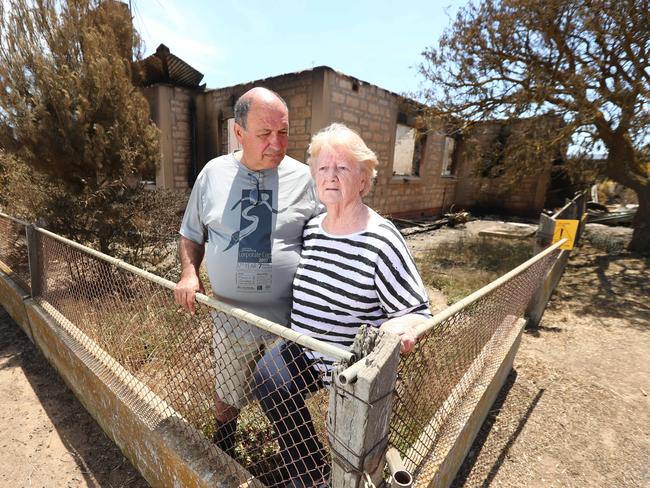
xmin=147 ymin=71 xmax=318 ymax=190
xmin=143 ymin=84 xmax=196 ymax=190
xmin=453 ymin=122 xmax=553 ymax=217
xmin=169 ymin=87 xmax=194 ymax=189
xmin=148 ymin=66 xmax=552 ymax=218
xmin=149 ymin=67 xmax=459 ymax=216
xmin=324 ymin=70 xmax=457 ymax=217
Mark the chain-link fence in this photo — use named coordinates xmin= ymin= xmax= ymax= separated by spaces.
xmin=0 ymin=212 xmax=31 ymax=293
xmin=0 ymin=209 xmax=572 ymax=487
xmin=388 ymin=243 xmax=562 ymax=485
xmin=26 ymin=226 xmax=353 ymax=488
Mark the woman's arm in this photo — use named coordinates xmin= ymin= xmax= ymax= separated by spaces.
xmin=379 ymin=313 xmax=428 ymax=354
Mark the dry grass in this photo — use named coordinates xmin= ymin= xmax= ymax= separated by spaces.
xmin=416 ymin=236 xmax=534 ymax=304
xmin=439 ymin=244 xmax=650 ymax=487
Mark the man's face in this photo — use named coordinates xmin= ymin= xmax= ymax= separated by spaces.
xmin=235 ymin=100 xmax=289 ymax=171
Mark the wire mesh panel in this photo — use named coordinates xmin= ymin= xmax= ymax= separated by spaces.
xmin=3 ymin=212 xmax=569 ymax=487
xmin=0 ymin=213 xmax=31 ymax=293
xmin=389 ymin=247 xmax=561 ymax=484
xmin=32 ymin=230 xmax=334 ymax=487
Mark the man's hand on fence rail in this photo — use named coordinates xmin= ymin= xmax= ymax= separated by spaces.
xmin=175 ymin=236 xmax=206 ymax=314
xmin=380 ymin=314 xmax=425 ymax=354
xmin=174 ymin=271 xmax=205 ymax=314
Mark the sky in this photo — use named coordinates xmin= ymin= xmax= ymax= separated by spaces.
xmin=131 ymin=0 xmax=468 ymax=96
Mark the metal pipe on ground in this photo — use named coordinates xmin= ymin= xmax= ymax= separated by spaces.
xmin=386 ymin=447 xmax=413 ymax=487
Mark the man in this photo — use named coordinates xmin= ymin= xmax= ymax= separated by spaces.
xmin=174 ymin=87 xmax=319 ymax=457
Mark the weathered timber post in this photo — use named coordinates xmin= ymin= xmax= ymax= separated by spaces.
xmin=26 ymin=224 xmax=42 ymax=297
xmin=533 ymin=213 xmax=555 ymax=254
xmin=575 ymin=192 xmax=588 ymax=243
xmin=526 ymin=192 xmax=587 ymax=328
xmin=328 ymin=327 xmax=401 ymax=488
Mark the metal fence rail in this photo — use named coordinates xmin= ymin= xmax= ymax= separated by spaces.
xmin=0 ymin=212 xmax=31 ymax=293
xmin=23 ymin=225 xmax=352 ymax=487
xmin=0 ymin=209 xmax=574 ymax=487
xmin=388 ymin=240 xmax=563 ymax=484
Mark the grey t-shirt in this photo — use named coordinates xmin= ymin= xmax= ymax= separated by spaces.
xmin=180 ymin=153 xmax=319 ymax=331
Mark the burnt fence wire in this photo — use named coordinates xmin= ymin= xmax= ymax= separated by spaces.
xmin=389 ymin=243 xmax=562 ymax=483
xmin=0 ymin=212 xmax=31 ymax=293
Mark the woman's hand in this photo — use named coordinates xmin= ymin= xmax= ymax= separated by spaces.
xmin=380 ymin=314 xmax=425 ymax=354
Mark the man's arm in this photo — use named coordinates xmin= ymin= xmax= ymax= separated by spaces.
xmin=174 ymin=236 xmax=206 ymax=314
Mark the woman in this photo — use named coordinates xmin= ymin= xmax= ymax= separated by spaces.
xmin=254 ymin=123 xmax=431 ymax=487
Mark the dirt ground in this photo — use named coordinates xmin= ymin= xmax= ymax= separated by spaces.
xmin=0 ymin=307 xmax=149 ymax=488
xmin=442 ymin=225 xmax=650 ymax=487
xmin=0 ymin=221 xmax=648 ymax=487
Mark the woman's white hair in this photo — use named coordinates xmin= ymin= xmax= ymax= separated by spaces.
xmin=307 ymin=123 xmax=378 ymax=197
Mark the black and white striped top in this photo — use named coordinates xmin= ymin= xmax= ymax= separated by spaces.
xmin=290 ymin=211 xmax=431 ymax=383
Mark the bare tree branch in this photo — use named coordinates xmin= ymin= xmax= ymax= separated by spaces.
xmin=418 ymin=0 xmax=649 ymax=253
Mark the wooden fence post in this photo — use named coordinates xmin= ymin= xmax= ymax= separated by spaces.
xmin=526 ymin=191 xmax=587 ymax=328
xmin=26 ymin=225 xmax=42 ymax=297
xmin=533 ymin=213 xmax=555 ymax=254
xmin=575 ymin=192 xmax=588 ymax=243
xmin=328 ymin=329 xmax=401 ymax=488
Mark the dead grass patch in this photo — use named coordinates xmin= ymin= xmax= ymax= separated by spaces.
xmin=416 ymin=236 xmax=534 ymax=304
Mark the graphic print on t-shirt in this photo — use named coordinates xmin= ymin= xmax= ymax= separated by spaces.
xmin=226 ymin=188 xmax=276 ymax=293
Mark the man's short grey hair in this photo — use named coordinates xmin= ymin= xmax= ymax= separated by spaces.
xmin=234 ymin=88 xmax=288 ymax=129
xmin=234 ymin=97 xmax=252 ymax=128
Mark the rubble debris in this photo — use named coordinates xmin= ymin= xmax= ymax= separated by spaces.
xmin=478 ymin=222 xmax=537 ymax=239
xmin=445 ymin=211 xmax=471 ymax=227
xmin=586 ymin=203 xmax=637 ymax=226
xmin=390 ymin=217 xmax=430 ymax=227
xmin=392 ymin=212 xmax=472 ymax=237
xmin=583 ymin=223 xmax=632 ymax=253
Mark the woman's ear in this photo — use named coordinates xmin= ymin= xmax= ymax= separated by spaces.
xmin=359 ymin=177 xmax=368 ymax=196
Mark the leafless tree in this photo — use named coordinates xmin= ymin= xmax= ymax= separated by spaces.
xmin=419 ymin=0 xmax=649 ymax=253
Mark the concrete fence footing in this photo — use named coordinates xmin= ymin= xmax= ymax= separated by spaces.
xmin=0 ymin=270 xmax=261 ymax=488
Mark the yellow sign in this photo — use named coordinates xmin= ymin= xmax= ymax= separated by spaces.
xmin=552 ymin=219 xmax=579 ymax=250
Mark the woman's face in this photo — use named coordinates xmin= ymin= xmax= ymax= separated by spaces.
xmin=314 ymin=147 xmax=366 ymax=207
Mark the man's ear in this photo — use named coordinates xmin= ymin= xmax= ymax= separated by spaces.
xmin=234 ymin=122 xmax=245 ymax=143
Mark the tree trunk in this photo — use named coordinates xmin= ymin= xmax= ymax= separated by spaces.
xmin=601 ymin=132 xmax=649 ymax=255
xmin=629 ymin=185 xmax=650 ymax=255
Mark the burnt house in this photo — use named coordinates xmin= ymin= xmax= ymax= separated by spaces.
xmin=140 ymin=46 xmax=558 ymax=217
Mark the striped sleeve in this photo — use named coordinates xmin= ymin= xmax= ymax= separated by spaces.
xmin=373 ymin=221 xmax=431 ymax=318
